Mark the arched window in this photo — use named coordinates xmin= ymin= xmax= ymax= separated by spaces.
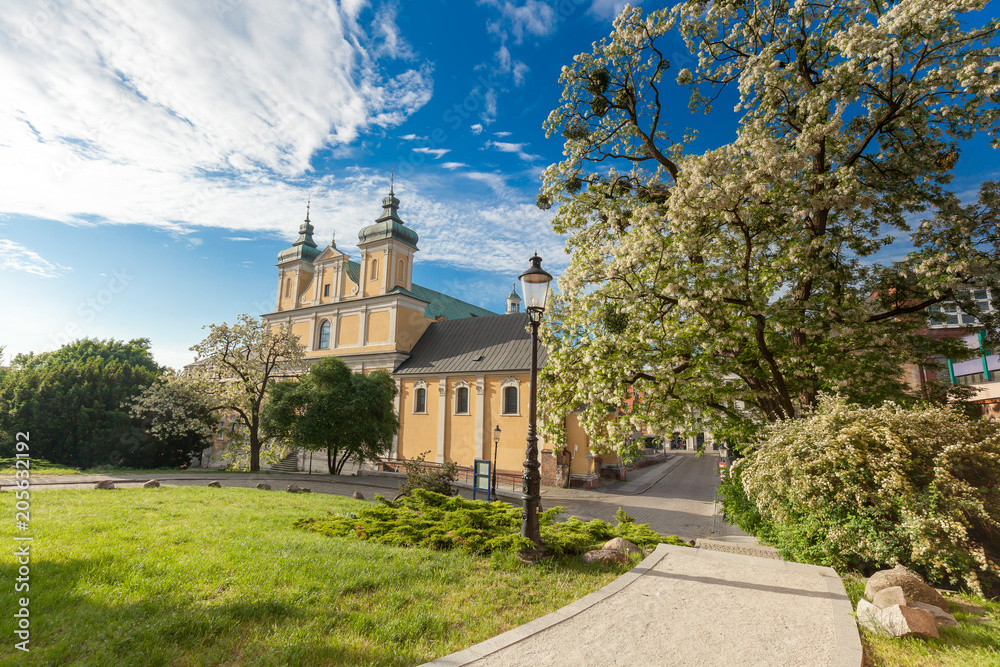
xmin=414 ymin=386 xmax=426 ymax=413
xmin=502 ymin=386 xmax=518 ymax=415
xmin=370 ymin=258 xmax=379 ymax=280
xmin=284 ymin=278 xmax=291 ymax=298
xmin=318 ymin=320 xmax=331 ymax=349
xmin=397 ymin=258 xmax=405 ymax=283
xmin=455 ymin=386 xmax=469 ymax=415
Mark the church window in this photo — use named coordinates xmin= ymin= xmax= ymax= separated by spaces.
xmin=370 ymin=258 xmax=379 ymax=280
xmin=284 ymin=278 xmax=291 ymax=298
xmin=397 ymin=258 xmax=405 ymax=282
xmin=414 ymin=387 xmax=426 ymax=413
xmin=455 ymin=386 xmax=469 ymax=415
xmin=318 ymin=320 xmax=331 ymax=349
xmin=323 ymin=284 xmax=330 ymax=297
xmin=502 ymin=386 xmax=519 ymax=415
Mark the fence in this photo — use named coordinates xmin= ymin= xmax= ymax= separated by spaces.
xmin=376 ymin=457 xmax=523 ymax=494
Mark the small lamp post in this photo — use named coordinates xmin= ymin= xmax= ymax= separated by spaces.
xmin=492 ymin=425 xmax=501 ymax=501
xmin=518 ymin=253 xmax=553 ymax=548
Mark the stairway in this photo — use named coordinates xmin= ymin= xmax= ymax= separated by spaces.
xmin=269 ymin=452 xmax=298 ymax=473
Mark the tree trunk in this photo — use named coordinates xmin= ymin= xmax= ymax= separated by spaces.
xmin=249 ymin=421 xmax=260 ymax=472
xmin=327 ymin=446 xmax=336 ymax=475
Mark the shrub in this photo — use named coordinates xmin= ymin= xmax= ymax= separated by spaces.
xmin=738 ymin=396 xmax=1000 ymax=594
xmin=295 ymin=489 xmax=688 ymax=558
xmin=397 ymin=451 xmax=459 ymax=497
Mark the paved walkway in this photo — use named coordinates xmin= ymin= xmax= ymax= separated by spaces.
xmin=422 ymin=543 xmax=862 ymax=667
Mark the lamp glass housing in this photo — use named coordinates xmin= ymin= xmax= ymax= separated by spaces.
xmin=518 ymin=254 xmax=553 ymax=314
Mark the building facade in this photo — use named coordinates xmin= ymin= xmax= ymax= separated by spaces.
xmin=262 ymin=188 xmax=605 ymax=486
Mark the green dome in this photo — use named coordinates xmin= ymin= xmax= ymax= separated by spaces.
xmin=277 ymin=210 xmax=320 ymax=263
xmin=358 ymin=189 xmax=419 ymax=249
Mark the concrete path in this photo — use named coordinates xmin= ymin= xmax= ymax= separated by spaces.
xmin=422 ymin=544 xmax=862 ymax=667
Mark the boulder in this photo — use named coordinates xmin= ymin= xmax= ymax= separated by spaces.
xmin=286 ymin=483 xmax=301 ymax=493
xmin=93 ymin=480 xmax=115 ymax=490
xmin=301 ymin=488 xmax=311 ymax=493
xmin=872 ymin=586 xmax=907 ymax=609
xmin=603 ymin=537 xmax=642 ymax=556
xmin=910 ymin=602 xmax=959 ymax=629
xmin=865 ymin=565 xmax=948 ymax=611
xmin=581 ymin=549 xmax=628 ymax=566
xmin=352 ymin=491 xmax=365 ymax=500
xmin=856 ymin=599 xmax=939 ymax=639
xmin=256 ymin=483 xmax=272 ymax=490
xmin=207 ymin=481 xmax=222 ymax=488
xmin=142 ymin=480 xmax=160 ymax=488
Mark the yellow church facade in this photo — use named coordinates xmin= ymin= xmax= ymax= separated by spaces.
xmin=262 ymin=187 xmax=606 ymax=487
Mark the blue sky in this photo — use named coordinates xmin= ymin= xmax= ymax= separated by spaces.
xmin=1 ymin=0 xmax=998 ymax=370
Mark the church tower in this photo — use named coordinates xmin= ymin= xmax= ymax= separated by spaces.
xmin=356 ymin=181 xmax=419 ymax=298
xmin=275 ymin=203 xmax=320 ymax=311
xmin=506 ymin=283 xmax=522 ymax=313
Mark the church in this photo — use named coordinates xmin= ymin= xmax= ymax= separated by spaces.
xmin=261 ymin=186 xmax=607 ymax=488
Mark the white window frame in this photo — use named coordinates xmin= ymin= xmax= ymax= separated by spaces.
xmin=929 ymin=288 xmax=995 ymax=328
xmin=453 ymin=380 xmax=471 ymax=415
xmin=412 ymin=380 xmax=428 ymax=414
xmin=500 ymin=376 xmax=520 ymax=416
xmin=317 ymin=320 xmax=331 ymax=349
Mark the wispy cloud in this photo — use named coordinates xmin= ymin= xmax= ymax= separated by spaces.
xmin=470 ymin=124 xmax=484 ymax=135
xmin=480 ymin=0 xmax=557 ymax=43
xmin=494 ymin=131 xmax=512 ymax=137
xmin=399 ymin=133 xmax=429 ymax=141
xmin=413 ymin=147 xmax=450 ymax=158
xmin=440 ymin=162 xmax=468 ymax=170
xmin=227 ymin=237 xmax=255 ymax=242
xmin=588 ymin=0 xmax=638 ymax=21
xmin=0 ymin=1 xmax=433 ymax=230
xmin=0 ymin=240 xmax=72 ymax=278
xmin=485 ymin=140 xmax=540 ymax=161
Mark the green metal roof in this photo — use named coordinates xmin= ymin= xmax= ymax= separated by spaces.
xmin=389 ymin=284 xmax=496 ymax=320
xmin=358 ymin=190 xmax=419 ymax=249
xmin=345 ymin=260 xmax=361 ymax=285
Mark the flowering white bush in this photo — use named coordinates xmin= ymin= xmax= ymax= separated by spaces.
xmin=741 ymin=396 xmax=1000 ymax=593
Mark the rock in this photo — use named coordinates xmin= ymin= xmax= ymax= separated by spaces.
xmin=93 ymin=480 xmax=115 ymax=490
xmin=286 ymin=483 xmax=301 ymax=493
xmin=857 ymin=600 xmax=939 ymax=639
xmin=872 ymin=586 xmax=907 ymax=609
xmin=301 ymin=488 xmax=311 ymax=493
xmin=142 ymin=480 xmax=160 ymax=488
xmin=910 ymin=602 xmax=959 ymax=629
xmin=948 ymin=598 xmax=986 ymax=615
xmin=352 ymin=491 xmax=365 ymax=500
xmin=256 ymin=483 xmax=271 ymax=490
xmin=207 ymin=481 xmax=222 ymax=488
xmin=603 ymin=537 xmax=642 ymax=556
xmin=581 ymin=549 xmax=628 ymax=566
xmin=865 ymin=565 xmax=949 ymax=611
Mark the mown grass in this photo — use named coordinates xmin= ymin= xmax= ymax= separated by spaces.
xmin=0 ymin=486 xmax=626 ymax=666
xmin=0 ymin=457 xmax=84 ymax=476
xmin=841 ymin=573 xmax=1000 ymax=667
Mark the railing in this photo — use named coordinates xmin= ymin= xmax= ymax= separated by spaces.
xmin=376 ymin=458 xmax=523 ymax=494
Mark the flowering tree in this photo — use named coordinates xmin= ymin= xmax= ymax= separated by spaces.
xmin=185 ymin=314 xmax=305 ymax=471
xmin=539 ymin=2 xmax=1000 ymax=452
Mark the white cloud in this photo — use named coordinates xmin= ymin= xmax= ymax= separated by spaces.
xmin=440 ymin=162 xmax=468 ymax=170
xmin=0 ymin=240 xmax=72 ymax=278
xmin=494 ymin=131 xmax=512 ymax=137
xmin=479 ymin=0 xmax=556 ymax=43
xmin=371 ymin=3 xmax=414 ymax=59
xmin=485 ymin=140 xmax=540 ymax=161
xmin=470 ymin=123 xmax=484 ymax=135
xmin=481 ymin=89 xmax=498 ymax=125
xmin=0 ymin=0 xmax=433 ymax=230
xmin=413 ymin=147 xmax=451 ymax=158
xmin=588 ymin=0 xmax=638 ymax=21
xmin=227 ymin=237 xmax=254 ymax=241
xmin=399 ymin=133 xmax=429 ymax=141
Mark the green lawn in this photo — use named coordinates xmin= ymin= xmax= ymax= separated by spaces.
xmin=841 ymin=573 xmax=1000 ymax=667
xmin=0 ymin=486 xmax=624 ymax=666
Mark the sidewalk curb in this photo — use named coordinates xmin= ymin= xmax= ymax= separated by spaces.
xmin=628 ymin=453 xmax=688 ymax=495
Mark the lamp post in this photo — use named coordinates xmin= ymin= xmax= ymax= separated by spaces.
xmin=518 ymin=253 xmax=553 ymax=549
xmin=492 ymin=425 xmax=501 ymax=501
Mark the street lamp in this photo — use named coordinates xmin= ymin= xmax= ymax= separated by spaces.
xmin=518 ymin=253 xmax=552 ymax=549
xmin=492 ymin=425 xmax=501 ymax=501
